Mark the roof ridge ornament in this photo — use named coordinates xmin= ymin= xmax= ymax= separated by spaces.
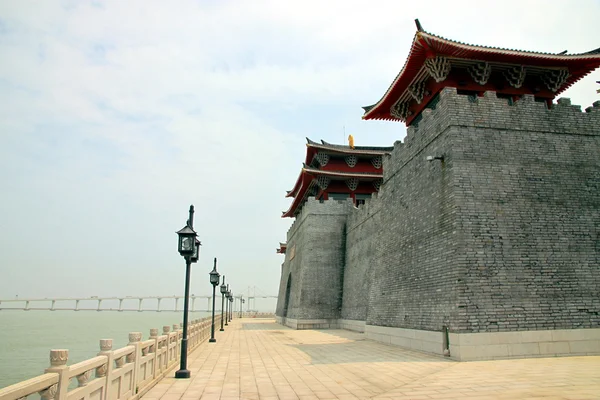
xmin=408 ymin=81 xmax=427 ymax=104
xmin=541 ymin=69 xmax=570 ymax=92
xmin=390 ymin=100 xmax=410 ymax=120
xmin=468 ymin=62 xmax=492 ymax=85
xmin=315 ymin=152 xmax=330 ymax=167
xmin=372 ymin=179 xmax=382 ymax=191
xmin=346 ymin=178 xmax=359 ymax=191
xmin=425 ymin=56 xmax=451 ymax=83
xmin=316 ymin=176 xmax=330 ymax=190
xmin=371 ymin=155 xmax=383 ymax=169
xmin=345 ymin=155 xmax=358 ymax=168
xmin=414 ymin=18 xmax=424 ymax=32
xmin=504 ymin=65 xmax=526 ymax=88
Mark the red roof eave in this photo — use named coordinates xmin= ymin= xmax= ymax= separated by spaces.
xmin=282 ymin=170 xmax=314 ymax=218
xmin=363 ymin=32 xmax=600 ymax=121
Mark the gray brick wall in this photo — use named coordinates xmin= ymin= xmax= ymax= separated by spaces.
xmin=276 ymin=198 xmax=351 ymax=320
xmin=365 ymin=100 xmax=461 ymax=331
xmin=342 ymin=194 xmax=382 ymax=321
xmin=277 ymin=87 xmax=600 ymax=334
xmin=448 ymin=92 xmax=600 ymax=333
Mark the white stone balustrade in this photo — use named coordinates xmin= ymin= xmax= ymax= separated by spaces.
xmin=0 ymin=316 xmax=221 ymax=400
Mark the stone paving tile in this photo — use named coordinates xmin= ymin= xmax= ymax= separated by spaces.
xmin=142 ymin=318 xmax=600 ymax=400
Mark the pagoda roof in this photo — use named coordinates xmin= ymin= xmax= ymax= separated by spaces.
xmin=301 ymin=165 xmax=382 ymax=180
xmin=362 ymin=22 xmax=600 ymax=123
xmin=306 ymin=138 xmax=393 ymax=155
xmin=282 ymin=166 xmax=383 ymax=218
xmin=285 ymin=138 xmax=391 ymax=199
xmin=276 ymin=242 xmax=287 ymax=254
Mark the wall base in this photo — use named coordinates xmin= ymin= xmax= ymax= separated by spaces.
xmin=275 ymin=316 xmax=339 ymax=330
xmin=339 ymin=319 xmax=366 ymax=333
xmin=366 ymin=325 xmax=600 ymax=361
xmin=275 ymin=317 xmax=600 ymax=361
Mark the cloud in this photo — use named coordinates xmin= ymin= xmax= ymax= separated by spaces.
xmin=0 ymin=0 xmax=598 ymax=300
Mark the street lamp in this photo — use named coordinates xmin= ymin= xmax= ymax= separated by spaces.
xmin=209 ymin=258 xmax=220 ymax=343
xmin=174 ymin=205 xmax=198 ymax=379
xmin=229 ymin=292 xmax=233 ymax=322
xmin=224 ymin=285 xmax=229 ymax=326
xmin=190 ymin=238 xmax=201 ymax=263
xmin=220 ymin=276 xmax=227 ymax=331
xmin=239 ymin=296 xmax=244 ymax=318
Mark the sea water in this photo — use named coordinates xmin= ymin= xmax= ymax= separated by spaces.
xmin=0 ymin=310 xmax=211 ymax=389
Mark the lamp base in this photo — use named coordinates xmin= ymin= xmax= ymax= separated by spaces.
xmin=209 ymin=338 xmax=216 ymax=343
xmin=219 ymin=328 xmax=224 ymax=331
xmin=175 ymin=369 xmax=190 ymax=379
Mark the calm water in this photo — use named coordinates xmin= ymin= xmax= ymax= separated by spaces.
xmin=0 ymin=310 xmax=212 ymax=389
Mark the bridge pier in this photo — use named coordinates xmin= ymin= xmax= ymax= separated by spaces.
xmin=157 ymin=298 xmax=162 ymax=312
xmin=192 ymin=296 xmax=196 ymax=312
xmin=97 ymin=299 xmax=102 ymax=311
xmin=119 ymin=298 xmax=124 ymax=311
xmin=75 ymin=299 xmax=80 ymax=311
xmin=175 ymin=297 xmax=179 ymax=312
xmin=51 ymin=300 xmax=55 ymax=311
xmin=138 ymin=298 xmax=143 ymax=312
xmin=25 ymin=300 xmax=30 ymax=311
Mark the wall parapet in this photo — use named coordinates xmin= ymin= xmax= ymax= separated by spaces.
xmin=286 ymin=197 xmax=354 ymax=242
xmin=410 ymin=87 xmax=600 ymax=138
xmin=382 ymin=87 xmax=600 ymax=186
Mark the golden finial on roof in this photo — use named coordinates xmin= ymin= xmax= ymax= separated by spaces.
xmin=348 ymin=134 xmax=355 ymax=149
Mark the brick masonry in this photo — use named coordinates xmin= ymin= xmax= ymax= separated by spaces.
xmin=276 ymin=87 xmax=600 ymax=341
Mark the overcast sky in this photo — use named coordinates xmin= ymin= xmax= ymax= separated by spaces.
xmin=0 ymin=1 xmax=598 ymax=302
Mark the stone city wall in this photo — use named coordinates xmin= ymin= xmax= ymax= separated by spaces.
xmin=276 ymin=87 xmax=600 ymax=359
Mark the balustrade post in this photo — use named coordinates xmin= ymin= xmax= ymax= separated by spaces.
xmin=97 ymin=339 xmax=113 ymax=400
xmin=162 ymin=326 xmax=171 ymax=368
xmin=192 ymin=321 xmax=198 ymax=348
xmin=149 ymin=329 xmax=160 ymax=378
xmin=44 ymin=349 xmax=69 ymax=400
xmin=173 ymin=323 xmax=180 ymax=363
xmin=127 ymin=332 xmax=142 ymax=395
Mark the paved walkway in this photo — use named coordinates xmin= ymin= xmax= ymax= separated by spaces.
xmin=142 ymin=319 xmax=600 ymax=400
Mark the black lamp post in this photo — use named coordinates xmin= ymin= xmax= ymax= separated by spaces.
xmin=239 ymin=296 xmax=244 ymax=318
xmin=229 ymin=292 xmax=233 ymax=322
xmin=220 ymin=276 xmax=227 ymax=331
xmin=209 ymin=258 xmax=220 ymax=343
xmin=175 ymin=205 xmax=200 ymax=379
xmin=224 ymin=285 xmax=229 ymax=326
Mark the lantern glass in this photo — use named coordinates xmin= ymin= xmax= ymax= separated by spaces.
xmin=220 ymin=282 xmax=227 ymax=294
xmin=176 ymin=225 xmax=197 ymax=256
xmin=209 ymin=269 xmax=220 ymax=285
xmin=190 ymin=239 xmax=201 ymax=263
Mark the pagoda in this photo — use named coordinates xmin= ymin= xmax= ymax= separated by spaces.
xmin=362 ymin=19 xmax=600 ymax=126
xmin=276 ymin=242 xmax=287 ymax=254
xmin=275 ymin=21 xmax=600 ymax=360
xmin=282 ymin=138 xmax=393 ymax=218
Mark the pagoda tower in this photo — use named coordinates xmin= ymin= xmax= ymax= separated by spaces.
xmin=282 ymin=138 xmax=392 ymax=218
xmin=275 ymin=21 xmax=600 ymax=360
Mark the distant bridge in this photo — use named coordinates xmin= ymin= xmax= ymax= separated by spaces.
xmin=0 ymin=295 xmax=278 ymax=312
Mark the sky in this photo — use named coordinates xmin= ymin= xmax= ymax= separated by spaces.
xmin=0 ymin=0 xmax=599 ymax=304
